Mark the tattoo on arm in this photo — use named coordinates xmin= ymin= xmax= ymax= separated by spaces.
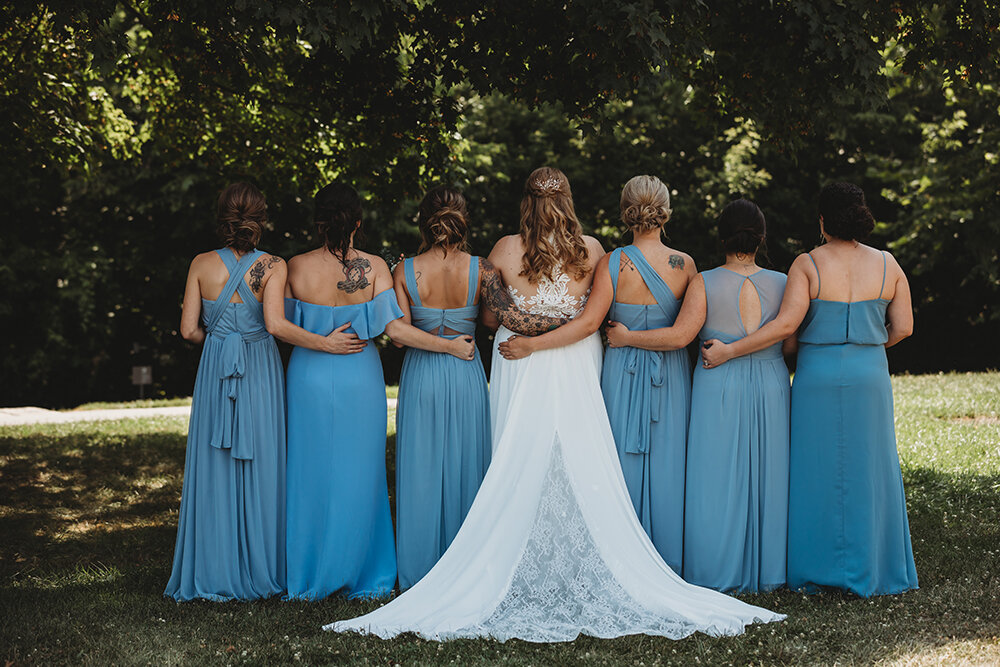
xmin=338 ymin=257 xmax=372 ymax=293
xmin=669 ymin=254 xmax=685 ymax=270
xmin=478 ymin=258 xmax=568 ymax=335
xmin=248 ymin=255 xmax=283 ymax=293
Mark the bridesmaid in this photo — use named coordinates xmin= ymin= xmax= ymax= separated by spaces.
xmin=166 ymin=182 xmax=287 ymax=601
xmin=615 ymin=199 xmax=791 ymax=592
xmin=703 ymin=183 xmax=918 ymax=596
xmin=284 ymin=183 xmax=475 ymax=600
xmin=393 ymin=185 xmax=578 ymax=590
xmin=498 ymin=174 xmax=696 ymax=573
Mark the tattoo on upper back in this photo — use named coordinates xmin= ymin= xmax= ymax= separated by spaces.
xmin=621 ymin=255 xmax=636 ymax=272
xmin=668 ymin=254 xmax=685 ymax=270
xmin=248 ymin=255 xmax=283 ymax=292
xmin=479 ymin=258 xmax=569 ymax=336
xmin=338 ymin=257 xmax=372 ymax=293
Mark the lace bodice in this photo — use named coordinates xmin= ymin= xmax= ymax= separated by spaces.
xmin=508 ymin=272 xmax=588 ymax=319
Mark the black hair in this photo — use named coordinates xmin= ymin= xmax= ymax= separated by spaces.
xmin=314 ymin=183 xmax=363 ymax=262
xmin=718 ymin=198 xmax=767 ymax=259
xmin=818 ymin=182 xmax=875 ymax=242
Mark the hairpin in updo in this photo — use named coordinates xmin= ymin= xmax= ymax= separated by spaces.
xmin=532 ymin=177 xmax=562 ymax=196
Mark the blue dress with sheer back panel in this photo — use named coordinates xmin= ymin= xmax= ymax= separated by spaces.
xmin=394 ymin=256 xmax=490 ymax=590
xmin=600 ymin=245 xmax=690 ymax=573
xmin=284 ymin=288 xmax=404 ymax=599
xmin=787 ymin=252 xmax=918 ymax=596
xmin=682 ymin=266 xmax=789 ymax=593
xmin=165 ymin=247 xmax=286 ymax=601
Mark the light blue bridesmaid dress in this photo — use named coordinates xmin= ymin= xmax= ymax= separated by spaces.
xmin=600 ymin=245 xmax=690 ymax=573
xmin=284 ymin=288 xmax=404 ymax=599
xmin=165 ymin=248 xmax=286 ymax=601
xmin=394 ymin=257 xmax=490 ymax=590
xmin=788 ymin=252 xmax=918 ymax=596
xmin=682 ymin=267 xmax=789 ymax=593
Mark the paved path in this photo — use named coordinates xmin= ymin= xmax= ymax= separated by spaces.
xmin=0 ymin=399 xmax=399 ymax=427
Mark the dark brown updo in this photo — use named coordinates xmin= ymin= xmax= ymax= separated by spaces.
xmin=418 ymin=185 xmax=469 ymax=256
xmin=216 ymin=182 xmax=266 ymax=253
xmin=819 ymin=182 xmax=875 ymax=242
xmin=718 ymin=198 xmax=767 ymax=257
xmin=314 ymin=182 xmax=363 ymax=262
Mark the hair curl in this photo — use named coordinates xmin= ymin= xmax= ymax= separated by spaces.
xmin=417 ymin=185 xmax=469 ymax=257
xmin=620 ymin=175 xmax=672 ymax=232
xmin=718 ymin=198 xmax=767 ymax=259
xmin=519 ymin=167 xmax=589 ymax=283
xmin=314 ymin=182 xmax=363 ymax=262
xmin=819 ymin=182 xmax=875 ymax=242
xmin=216 ymin=182 xmax=266 ymax=253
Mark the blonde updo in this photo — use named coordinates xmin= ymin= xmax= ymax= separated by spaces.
xmin=216 ymin=182 xmax=266 ymax=253
xmin=418 ymin=185 xmax=469 ymax=256
xmin=620 ymin=175 xmax=672 ymax=232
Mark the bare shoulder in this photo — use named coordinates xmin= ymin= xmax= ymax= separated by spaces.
xmin=663 ymin=247 xmax=695 ymax=273
xmin=491 ymin=234 xmax=521 ymax=255
xmin=362 ymin=252 xmax=391 ymax=277
xmin=583 ymin=235 xmax=606 ymax=262
xmin=789 ymin=252 xmax=817 ymax=276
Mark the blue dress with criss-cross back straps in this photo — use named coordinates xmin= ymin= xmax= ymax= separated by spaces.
xmin=787 ymin=252 xmax=918 ymax=596
xmin=165 ymin=248 xmax=286 ymax=601
xmin=284 ymin=288 xmax=404 ymax=600
xmin=394 ymin=256 xmax=491 ymax=590
xmin=600 ymin=245 xmax=690 ymax=573
xmin=682 ymin=267 xmax=789 ymax=593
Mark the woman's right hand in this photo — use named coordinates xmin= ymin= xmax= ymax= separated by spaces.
xmin=447 ymin=335 xmax=476 ymax=361
xmin=324 ymin=322 xmax=367 ymax=354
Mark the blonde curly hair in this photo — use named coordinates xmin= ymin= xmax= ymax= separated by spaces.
xmin=620 ymin=175 xmax=672 ymax=232
xmin=519 ymin=167 xmax=589 ymax=283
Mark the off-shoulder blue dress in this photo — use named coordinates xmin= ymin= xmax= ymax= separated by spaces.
xmin=394 ymin=257 xmax=490 ymax=590
xmin=165 ymin=248 xmax=286 ymax=601
xmin=284 ymin=289 xmax=404 ymax=599
xmin=600 ymin=246 xmax=690 ymax=573
xmin=787 ymin=253 xmax=918 ymax=596
xmin=683 ymin=267 xmax=789 ymax=593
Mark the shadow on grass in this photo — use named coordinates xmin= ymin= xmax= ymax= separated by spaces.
xmin=1 ymin=424 xmax=998 ymax=665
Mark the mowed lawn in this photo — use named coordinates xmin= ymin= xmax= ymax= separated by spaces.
xmin=1 ymin=373 xmax=998 ymax=666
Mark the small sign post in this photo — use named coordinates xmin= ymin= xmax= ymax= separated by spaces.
xmin=132 ymin=365 xmax=153 ymax=399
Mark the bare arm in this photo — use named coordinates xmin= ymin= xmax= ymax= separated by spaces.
xmin=478 ymin=257 xmax=569 ymax=335
xmin=180 ymin=256 xmax=206 ymax=344
xmin=606 ymin=273 xmax=707 ymax=351
xmin=391 ymin=262 xmax=413 ymax=348
xmin=702 ymin=255 xmax=813 ymax=368
xmin=262 ymin=256 xmax=367 ymax=354
xmin=885 ymin=255 xmax=914 ymax=348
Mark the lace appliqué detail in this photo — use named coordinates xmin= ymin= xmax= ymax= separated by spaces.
xmin=507 ymin=272 xmax=588 ymax=319
xmin=450 ymin=438 xmax=699 ymax=642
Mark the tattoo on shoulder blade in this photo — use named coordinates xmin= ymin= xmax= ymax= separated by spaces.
xmin=669 ymin=254 xmax=685 ymax=270
xmin=621 ymin=255 xmax=636 ymax=272
xmin=478 ymin=257 xmax=569 ymax=336
xmin=338 ymin=257 xmax=372 ymax=293
xmin=248 ymin=255 xmax=283 ymax=292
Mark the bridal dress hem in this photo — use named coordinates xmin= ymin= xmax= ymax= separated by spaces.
xmin=324 ymin=271 xmax=784 ymax=642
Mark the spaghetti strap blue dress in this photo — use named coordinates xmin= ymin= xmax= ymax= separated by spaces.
xmin=394 ymin=257 xmax=491 ymax=590
xmin=683 ymin=267 xmax=789 ymax=593
xmin=284 ymin=289 xmax=404 ymax=599
xmin=165 ymin=248 xmax=286 ymax=601
xmin=787 ymin=252 xmax=918 ymax=596
xmin=600 ymin=245 xmax=690 ymax=573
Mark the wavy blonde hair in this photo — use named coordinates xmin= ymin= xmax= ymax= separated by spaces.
xmin=620 ymin=175 xmax=672 ymax=232
xmin=519 ymin=167 xmax=589 ymax=283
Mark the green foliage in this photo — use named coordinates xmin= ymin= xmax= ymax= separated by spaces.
xmin=1 ymin=372 xmax=999 ymax=664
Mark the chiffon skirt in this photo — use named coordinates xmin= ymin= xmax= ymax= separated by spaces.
xmin=395 ymin=343 xmax=490 ymax=590
xmin=787 ymin=342 xmax=918 ymax=596
xmin=164 ymin=336 xmax=286 ymax=601
xmin=285 ymin=344 xmax=396 ymax=599
xmin=683 ymin=352 xmax=789 ymax=593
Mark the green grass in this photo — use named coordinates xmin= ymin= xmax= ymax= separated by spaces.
xmin=68 ymin=397 xmax=193 ymax=411
xmin=2 ymin=373 xmax=998 ymax=665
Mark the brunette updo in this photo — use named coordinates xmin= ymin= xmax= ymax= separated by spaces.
xmin=819 ymin=182 xmax=875 ymax=242
xmin=314 ymin=182 xmax=363 ymax=262
xmin=216 ymin=182 xmax=266 ymax=253
xmin=620 ymin=175 xmax=672 ymax=232
xmin=718 ymin=198 xmax=767 ymax=257
xmin=418 ymin=185 xmax=469 ymax=256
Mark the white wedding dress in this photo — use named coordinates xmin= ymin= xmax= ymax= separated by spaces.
xmin=325 ymin=271 xmax=784 ymax=642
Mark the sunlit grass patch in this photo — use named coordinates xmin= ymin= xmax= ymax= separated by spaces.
xmin=69 ymin=397 xmax=193 ymax=411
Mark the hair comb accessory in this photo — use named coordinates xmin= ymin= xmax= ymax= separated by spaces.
xmin=532 ymin=177 xmax=562 ymax=196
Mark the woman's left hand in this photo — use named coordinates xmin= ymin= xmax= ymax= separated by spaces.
xmin=700 ymin=339 xmax=733 ymax=368
xmin=498 ymin=335 xmax=535 ymax=360
xmin=605 ymin=321 xmax=632 ymax=348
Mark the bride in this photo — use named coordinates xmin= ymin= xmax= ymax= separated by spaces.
xmin=325 ymin=167 xmax=783 ymax=642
